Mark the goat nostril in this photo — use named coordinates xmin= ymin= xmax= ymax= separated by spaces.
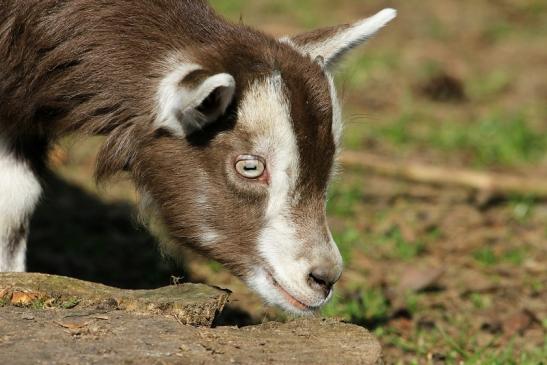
xmin=308 ymin=271 xmax=335 ymax=296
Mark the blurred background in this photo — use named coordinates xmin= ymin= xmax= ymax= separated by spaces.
xmin=27 ymin=1 xmax=546 ymax=364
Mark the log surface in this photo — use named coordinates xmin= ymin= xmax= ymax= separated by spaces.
xmin=0 ymin=273 xmax=382 ymax=365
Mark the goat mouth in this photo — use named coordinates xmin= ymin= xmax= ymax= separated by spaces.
xmin=265 ymin=270 xmax=318 ymax=312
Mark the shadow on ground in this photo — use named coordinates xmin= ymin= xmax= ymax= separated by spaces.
xmin=27 ymin=172 xmax=185 ymax=289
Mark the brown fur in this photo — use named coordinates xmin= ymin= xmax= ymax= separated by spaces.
xmin=0 ymin=0 xmax=335 ymax=278
xmin=291 ymin=24 xmax=350 ymax=47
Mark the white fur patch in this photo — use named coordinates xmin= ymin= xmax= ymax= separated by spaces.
xmin=199 ymin=227 xmax=221 ymax=246
xmin=156 ymin=62 xmax=198 ymax=136
xmin=326 ymin=72 xmax=343 ymax=148
xmin=155 ymin=63 xmax=235 ymax=137
xmin=0 ymin=137 xmax=41 ymax=272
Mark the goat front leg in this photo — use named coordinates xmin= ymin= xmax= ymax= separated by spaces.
xmin=0 ymin=142 xmax=41 ymax=272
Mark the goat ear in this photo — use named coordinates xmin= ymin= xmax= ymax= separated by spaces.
xmin=282 ymin=8 xmax=396 ymax=70
xmin=155 ymin=65 xmax=236 ymax=137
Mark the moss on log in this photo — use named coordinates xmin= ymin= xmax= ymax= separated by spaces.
xmin=0 ymin=272 xmax=230 ymax=326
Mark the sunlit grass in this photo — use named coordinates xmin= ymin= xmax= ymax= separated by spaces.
xmin=473 ymin=247 xmax=499 ymax=267
xmin=339 ymin=50 xmax=401 ymax=89
xmin=208 ymin=0 xmax=246 ymax=18
xmin=468 ymin=70 xmax=513 ymax=100
xmin=331 ymin=228 xmax=359 ymax=264
xmin=209 ymin=0 xmax=333 ymax=27
xmin=473 ymin=246 xmax=529 ymax=267
xmin=322 ymin=287 xmax=390 ymax=326
xmin=468 ymin=292 xmax=492 ymax=310
xmin=351 ymin=110 xmax=547 ymax=167
xmin=327 ymin=182 xmax=363 ymax=217
xmin=509 ymin=195 xmax=536 ymax=222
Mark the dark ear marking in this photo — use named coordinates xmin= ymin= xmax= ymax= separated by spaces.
xmin=155 ymin=64 xmax=236 ymax=137
xmin=197 ymin=87 xmax=222 ymax=115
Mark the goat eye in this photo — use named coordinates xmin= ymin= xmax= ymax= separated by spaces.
xmin=235 ymin=155 xmax=266 ymax=179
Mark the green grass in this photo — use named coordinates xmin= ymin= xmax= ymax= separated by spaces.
xmin=322 ymin=287 xmax=389 ymax=326
xmin=331 ymin=228 xmax=359 ymax=264
xmin=209 ymin=0 xmax=328 ymax=27
xmin=482 ymin=21 xmax=514 ymax=43
xmin=370 ymin=226 xmax=426 ymax=261
xmin=465 ymin=339 xmax=547 ymax=365
xmin=469 ymin=293 xmax=492 ymax=310
xmin=509 ymin=195 xmax=536 ymax=222
xmin=468 ymin=70 xmax=513 ymax=100
xmin=433 ymin=113 xmax=547 ymax=166
xmin=60 ymin=297 xmax=81 ymax=309
xmin=30 ymin=298 xmax=47 ymax=310
xmin=356 ymin=111 xmax=547 ymax=167
xmin=259 ymin=0 xmax=320 ymax=27
xmin=473 ymin=247 xmax=498 ymax=267
xmin=473 ymin=246 xmax=529 ymax=267
xmin=327 ymin=183 xmax=363 ymax=217
xmin=208 ymin=0 xmax=247 ymax=18
xmin=529 ymin=279 xmax=544 ymax=296
xmin=340 ymin=50 xmax=400 ymax=89
xmin=380 ymin=320 xmax=547 ymax=365
xmin=502 ymin=247 xmax=527 ymax=265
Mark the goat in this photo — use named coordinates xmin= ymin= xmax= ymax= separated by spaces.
xmin=0 ymin=0 xmax=395 ymax=313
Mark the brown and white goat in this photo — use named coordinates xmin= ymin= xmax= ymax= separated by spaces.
xmin=0 ymin=0 xmax=395 ymax=313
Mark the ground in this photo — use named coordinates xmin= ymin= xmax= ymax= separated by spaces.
xmin=0 ymin=273 xmax=382 ymax=365
xmin=21 ymin=1 xmax=547 ymax=364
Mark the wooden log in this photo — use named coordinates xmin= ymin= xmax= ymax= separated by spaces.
xmin=0 ymin=273 xmax=383 ymax=365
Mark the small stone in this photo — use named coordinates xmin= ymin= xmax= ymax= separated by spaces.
xmin=21 ymin=313 xmax=35 ymax=320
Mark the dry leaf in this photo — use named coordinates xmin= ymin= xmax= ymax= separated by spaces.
xmin=11 ymin=291 xmax=40 ymax=306
xmin=55 ymin=320 xmax=91 ymax=330
xmin=397 ymin=266 xmax=444 ymax=292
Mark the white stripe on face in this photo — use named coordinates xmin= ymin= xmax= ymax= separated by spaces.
xmin=239 ymin=74 xmax=299 ymax=217
xmin=238 ymin=74 xmax=337 ymax=311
